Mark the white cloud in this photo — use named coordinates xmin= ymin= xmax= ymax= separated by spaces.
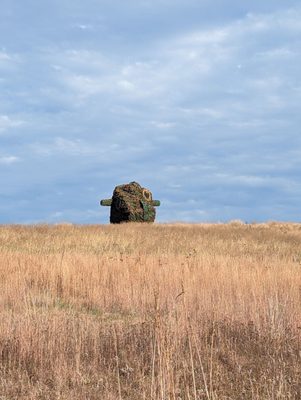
xmin=150 ymin=121 xmax=176 ymax=129
xmin=32 ymin=137 xmax=92 ymax=156
xmin=117 ymin=79 xmax=136 ymax=92
xmin=0 ymin=156 xmax=20 ymax=165
xmin=177 ymin=28 xmax=229 ymax=46
xmin=75 ymin=24 xmax=94 ymax=31
xmin=0 ymin=52 xmax=11 ymax=61
xmin=64 ymin=74 xmax=107 ymax=98
xmin=0 ymin=50 xmax=21 ymax=70
xmin=0 ymin=115 xmax=24 ymax=133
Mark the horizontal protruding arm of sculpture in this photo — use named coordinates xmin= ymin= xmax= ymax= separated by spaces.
xmin=100 ymin=199 xmax=160 ymax=207
xmin=100 ymin=199 xmax=112 ymax=206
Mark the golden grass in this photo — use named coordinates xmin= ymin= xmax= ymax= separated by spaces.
xmin=0 ymin=222 xmax=301 ymax=399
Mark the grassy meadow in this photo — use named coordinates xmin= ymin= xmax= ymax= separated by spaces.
xmin=0 ymin=222 xmax=301 ymax=399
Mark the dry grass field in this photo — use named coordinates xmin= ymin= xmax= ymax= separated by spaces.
xmin=0 ymin=222 xmax=301 ymax=399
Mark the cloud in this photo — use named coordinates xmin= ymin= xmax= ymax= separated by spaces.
xmin=0 ymin=115 xmax=24 ymax=132
xmin=0 ymin=51 xmax=11 ymax=62
xmin=46 ymin=6 xmax=301 ymax=124
xmin=0 ymin=156 xmax=20 ymax=165
xmin=0 ymin=50 xmax=21 ymax=73
xmin=74 ymin=24 xmax=94 ymax=31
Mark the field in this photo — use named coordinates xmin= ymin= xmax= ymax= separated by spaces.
xmin=0 ymin=222 xmax=301 ymax=399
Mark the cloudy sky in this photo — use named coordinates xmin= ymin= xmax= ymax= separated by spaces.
xmin=1 ymin=0 xmax=300 ymax=223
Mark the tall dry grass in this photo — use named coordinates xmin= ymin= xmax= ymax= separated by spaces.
xmin=0 ymin=222 xmax=301 ymax=399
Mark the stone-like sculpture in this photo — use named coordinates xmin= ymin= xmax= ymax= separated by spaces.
xmin=100 ymin=181 xmax=160 ymax=223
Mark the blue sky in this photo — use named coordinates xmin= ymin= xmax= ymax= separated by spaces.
xmin=0 ymin=0 xmax=300 ymax=223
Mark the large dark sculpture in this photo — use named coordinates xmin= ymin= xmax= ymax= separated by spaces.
xmin=100 ymin=181 xmax=160 ymax=223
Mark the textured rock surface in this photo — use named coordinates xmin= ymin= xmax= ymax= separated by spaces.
xmin=110 ymin=182 xmax=156 ymax=223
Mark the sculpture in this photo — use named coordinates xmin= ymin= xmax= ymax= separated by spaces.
xmin=100 ymin=181 xmax=160 ymax=223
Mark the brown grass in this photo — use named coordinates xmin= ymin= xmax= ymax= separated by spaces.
xmin=0 ymin=222 xmax=301 ymax=399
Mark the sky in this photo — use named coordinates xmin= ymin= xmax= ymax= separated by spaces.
xmin=0 ymin=0 xmax=301 ymax=223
